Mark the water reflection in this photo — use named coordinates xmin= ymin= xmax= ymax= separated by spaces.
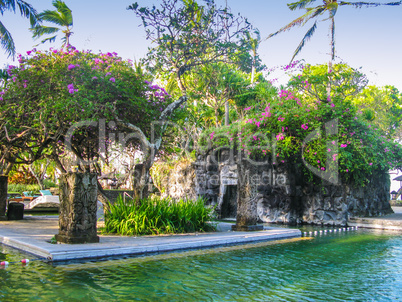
xmin=0 ymin=230 xmax=401 ymax=301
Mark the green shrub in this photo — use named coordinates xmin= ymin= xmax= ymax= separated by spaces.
xmin=104 ymin=195 xmax=216 ymax=235
xmin=43 ymin=179 xmax=57 ymax=188
xmin=7 ymin=184 xmax=40 ymax=194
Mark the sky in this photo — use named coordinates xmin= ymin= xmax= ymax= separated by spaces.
xmin=1 ymin=0 xmax=401 ymax=90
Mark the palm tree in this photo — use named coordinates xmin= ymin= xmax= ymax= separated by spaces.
xmin=244 ymin=29 xmax=261 ymax=84
xmin=30 ymin=0 xmax=73 ymax=47
xmin=0 ymin=0 xmax=39 ymax=58
xmin=267 ymin=0 xmax=402 ymax=65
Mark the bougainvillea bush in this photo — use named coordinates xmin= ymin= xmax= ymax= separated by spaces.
xmin=0 ymin=47 xmax=172 ymax=163
xmin=199 ymin=64 xmax=402 ymax=186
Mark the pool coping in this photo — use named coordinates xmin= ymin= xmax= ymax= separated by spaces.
xmin=0 ymin=216 xmax=301 ymax=262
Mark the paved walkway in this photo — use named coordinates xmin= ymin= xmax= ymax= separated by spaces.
xmin=348 ymin=206 xmax=402 ymax=231
xmin=0 ymin=216 xmax=301 ymax=262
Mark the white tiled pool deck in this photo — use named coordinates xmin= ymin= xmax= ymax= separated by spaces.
xmin=0 ymin=216 xmax=301 ymax=262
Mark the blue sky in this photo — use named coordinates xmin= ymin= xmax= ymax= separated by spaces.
xmin=1 ymin=0 xmax=401 ymax=90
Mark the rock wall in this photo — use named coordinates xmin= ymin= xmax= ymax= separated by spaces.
xmin=194 ymin=150 xmax=239 ymax=218
xmin=194 ymin=149 xmax=393 ymax=226
xmin=155 ymin=160 xmax=197 ymax=201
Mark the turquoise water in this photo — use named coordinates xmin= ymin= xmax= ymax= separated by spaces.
xmin=0 ymin=229 xmax=401 ymax=301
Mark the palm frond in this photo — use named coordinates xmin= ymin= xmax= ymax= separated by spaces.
xmin=52 ymin=0 xmax=73 ymax=26
xmin=267 ymin=7 xmax=323 ymax=39
xmin=287 ymin=0 xmax=317 ymax=11
xmin=16 ymin=0 xmax=40 ymax=26
xmin=290 ymin=21 xmax=317 ymax=63
xmin=37 ymin=35 xmax=57 ymax=45
xmin=30 ymin=25 xmax=59 ymax=38
xmin=339 ymin=1 xmax=401 ymax=8
xmin=38 ymin=10 xmax=66 ymax=27
xmin=0 ymin=20 xmax=15 ymax=58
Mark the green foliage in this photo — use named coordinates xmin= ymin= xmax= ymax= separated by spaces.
xmin=129 ymin=0 xmax=252 ymax=93
xmin=199 ymin=63 xmax=402 ymax=186
xmin=0 ymin=48 xmax=171 ymax=165
xmin=104 ymin=195 xmax=216 ymax=235
xmin=43 ymin=179 xmax=57 ymax=188
xmin=353 ymin=85 xmax=402 ymax=137
xmin=7 ymin=183 xmax=40 ymax=194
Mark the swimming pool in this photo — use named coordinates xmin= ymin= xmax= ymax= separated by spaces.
xmin=0 ymin=229 xmax=401 ymax=301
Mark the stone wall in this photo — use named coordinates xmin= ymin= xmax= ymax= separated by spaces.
xmin=194 ymin=149 xmax=393 ymax=226
xmin=155 ymin=160 xmax=197 ymax=201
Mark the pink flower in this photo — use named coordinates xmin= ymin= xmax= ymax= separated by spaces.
xmin=369 ymin=163 xmax=373 ymax=166
xmin=109 ymin=77 xmax=116 ymax=82
xmin=68 ymin=64 xmax=76 ymax=70
xmin=340 ymin=144 xmax=347 ymax=148
xmin=317 ymin=160 xmax=320 ymax=163
xmin=301 ymin=124 xmax=308 ymax=130
xmin=278 ymin=117 xmax=284 ymax=122
xmin=276 ymin=133 xmax=284 ymax=141
xmin=330 ymin=103 xmax=335 ymax=108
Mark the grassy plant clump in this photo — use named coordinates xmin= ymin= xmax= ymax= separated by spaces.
xmin=7 ymin=184 xmax=41 ymax=194
xmin=104 ymin=195 xmax=216 ymax=236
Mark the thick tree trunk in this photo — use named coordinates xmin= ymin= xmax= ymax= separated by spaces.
xmin=133 ymin=161 xmax=152 ymax=200
xmin=0 ymin=175 xmax=8 ymax=220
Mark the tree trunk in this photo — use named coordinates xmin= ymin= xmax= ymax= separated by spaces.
xmin=251 ymin=51 xmax=256 ymax=83
xmin=0 ymin=175 xmax=8 ymax=220
xmin=29 ymin=160 xmax=50 ymax=190
xmin=215 ymin=108 xmax=219 ymax=127
xmin=97 ymin=180 xmax=111 ymax=213
xmin=327 ymin=17 xmax=335 ymax=99
xmin=133 ymin=160 xmax=152 ymax=200
xmin=225 ymin=100 xmax=230 ymax=126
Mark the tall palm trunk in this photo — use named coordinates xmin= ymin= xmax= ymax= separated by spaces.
xmin=327 ymin=17 xmax=335 ymax=100
xmin=225 ymin=100 xmax=229 ymax=126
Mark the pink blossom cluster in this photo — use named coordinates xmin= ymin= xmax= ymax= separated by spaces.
xmin=67 ymin=83 xmax=78 ymax=94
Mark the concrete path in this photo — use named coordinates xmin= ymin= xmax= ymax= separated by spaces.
xmin=0 ymin=216 xmax=301 ymax=262
xmin=348 ymin=206 xmax=402 ymax=231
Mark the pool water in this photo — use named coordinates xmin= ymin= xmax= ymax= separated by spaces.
xmin=0 ymin=229 xmax=401 ymax=301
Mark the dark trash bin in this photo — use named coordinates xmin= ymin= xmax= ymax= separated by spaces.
xmin=7 ymin=202 xmax=24 ymax=220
